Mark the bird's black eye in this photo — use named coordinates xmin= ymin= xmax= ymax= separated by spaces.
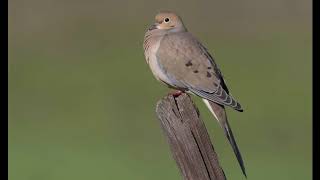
xmin=164 ymin=18 xmax=170 ymax=23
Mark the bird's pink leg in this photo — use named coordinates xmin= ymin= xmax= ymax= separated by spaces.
xmin=168 ymin=90 xmax=183 ymax=97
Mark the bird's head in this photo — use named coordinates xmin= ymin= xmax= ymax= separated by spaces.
xmin=148 ymin=11 xmax=187 ymax=32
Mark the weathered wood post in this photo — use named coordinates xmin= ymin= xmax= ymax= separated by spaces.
xmin=156 ymin=93 xmax=226 ymax=180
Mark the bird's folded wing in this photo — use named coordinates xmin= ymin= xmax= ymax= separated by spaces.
xmin=156 ymin=32 xmax=242 ymax=111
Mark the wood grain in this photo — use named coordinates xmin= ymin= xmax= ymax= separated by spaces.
xmin=156 ymin=93 xmax=226 ymax=180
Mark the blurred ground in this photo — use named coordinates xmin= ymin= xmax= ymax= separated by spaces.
xmin=9 ymin=0 xmax=312 ymax=179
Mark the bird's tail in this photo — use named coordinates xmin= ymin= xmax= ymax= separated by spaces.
xmin=203 ymin=99 xmax=247 ymax=178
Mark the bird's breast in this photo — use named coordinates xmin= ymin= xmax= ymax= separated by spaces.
xmin=145 ymin=36 xmax=173 ymax=86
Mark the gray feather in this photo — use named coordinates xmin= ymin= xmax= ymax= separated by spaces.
xmin=207 ymin=100 xmax=247 ymax=177
xmin=155 ymin=32 xmax=243 ymax=111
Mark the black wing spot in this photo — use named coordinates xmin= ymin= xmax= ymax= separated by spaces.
xmin=206 ymin=72 xmax=212 ymax=78
xmin=185 ymin=61 xmax=193 ymax=67
xmin=193 ymin=70 xmax=199 ymax=73
xmin=207 ymin=67 xmax=212 ymax=69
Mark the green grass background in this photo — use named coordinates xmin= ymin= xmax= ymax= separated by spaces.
xmin=9 ymin=0 xmax=312 ymax=179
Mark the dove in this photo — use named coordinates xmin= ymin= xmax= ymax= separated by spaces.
xmin=143 ymin=11 xmax=246 ymax=177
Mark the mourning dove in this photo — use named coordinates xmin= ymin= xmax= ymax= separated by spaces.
xmin=143 ymin=11 xmax=246 ymax=177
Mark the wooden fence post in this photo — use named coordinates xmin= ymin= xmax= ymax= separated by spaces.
xmin=156 ymin=93 xmax=226 ymax=180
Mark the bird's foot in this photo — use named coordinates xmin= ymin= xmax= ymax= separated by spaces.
xmin=168 ymin=90 xmax=183 ymax=97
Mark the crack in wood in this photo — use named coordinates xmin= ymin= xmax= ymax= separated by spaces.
xmin=191 ymin=130 xmax=212 ymax=180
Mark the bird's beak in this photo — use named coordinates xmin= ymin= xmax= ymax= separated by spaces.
xmin=148 ymin=23 xmax=159 ymax=31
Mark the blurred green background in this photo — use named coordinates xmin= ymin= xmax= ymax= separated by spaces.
xmin=9 ymin=0 xmax=312 ymax=179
